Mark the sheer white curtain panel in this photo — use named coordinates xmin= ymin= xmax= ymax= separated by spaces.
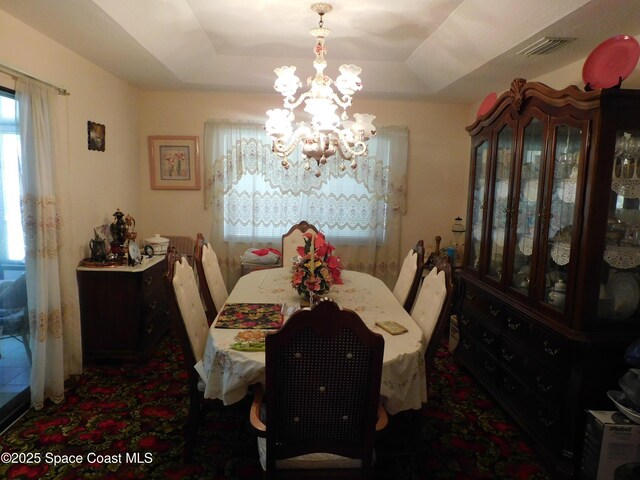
xmin=16 ymin=77 xmax=79 ymax=409
xmin=204 ymin=120 xmax=408 ymax=290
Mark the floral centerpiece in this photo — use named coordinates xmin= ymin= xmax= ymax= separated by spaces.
xmin=291 ymin=231 xmax=342 ymax=301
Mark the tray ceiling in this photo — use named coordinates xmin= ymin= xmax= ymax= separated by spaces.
xmin=1 ymin=0 xmax=639 ymax=102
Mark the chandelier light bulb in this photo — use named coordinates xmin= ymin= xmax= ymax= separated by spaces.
xmin=265 ymin=3 xmax=375 ymax=175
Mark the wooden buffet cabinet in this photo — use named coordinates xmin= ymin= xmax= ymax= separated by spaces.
xmin=77 ymin=256 xmax=171 ymax=363
xmin=457 ymin=79 xmax=640 ymax=477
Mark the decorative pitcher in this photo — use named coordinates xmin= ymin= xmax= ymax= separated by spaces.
xmin=89 ymin=237 xmax=107 ymax=262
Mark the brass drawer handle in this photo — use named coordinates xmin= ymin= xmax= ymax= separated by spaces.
xmin=536 ymin=376 xmax=552 ymax=393
xmin=146 ymin=321 xmax=154 ymax=334
xmin=503 ymin=379 xmax=516 ymax=392
xmin=462 ymin=339 xmax=472 ymax=350
xmin=543 ymin=340 xmax=559 ymax=357
xmin=484 ymin=361 xmax=495 ymax=373
xmin=465 ymin=293 xmax=476 ymax=301
xmin=482 ymin=333 xmax=494 ymax=345
xmin=148 ymin=301 xmax=157 ymax=311
xmin=507 ymin=318 xmax=520 ymax=331
xmin=461 ymin=316 xmax=471 ymax=326
xmin=501 ymin=349 xmax=513 ymax=362
xmin=489 ymin=305 xmax=501 ymax=317
xmin=144 ymin=276 xmax=154 ymax=286
xmin=538 ymin=412 xmax=553 ymax=428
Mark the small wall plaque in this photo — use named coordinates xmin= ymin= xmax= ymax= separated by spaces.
xmin=88 ymin=121 xmax=105 ymax=152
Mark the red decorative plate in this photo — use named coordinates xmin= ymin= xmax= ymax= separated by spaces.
xmin=476 ymin=92 xmax=497 ymax=118
xmin=582 ymin=35 xmax=640 ymax=89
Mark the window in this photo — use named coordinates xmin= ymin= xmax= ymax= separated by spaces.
xmin=211 ymin=123 xmax=404 ymax=246
xmin=0 ymin=89 xmax=25 ymax=271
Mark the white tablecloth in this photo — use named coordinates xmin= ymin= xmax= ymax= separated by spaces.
xmin=197 ymin=268 xmax=428 ymax=414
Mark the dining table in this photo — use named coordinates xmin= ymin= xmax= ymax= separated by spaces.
xmin=196 ymin=267 xmax=428 ymax=415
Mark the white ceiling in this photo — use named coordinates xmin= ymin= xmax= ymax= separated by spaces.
xmin=1 ymin=0 xmax=640 ymax=103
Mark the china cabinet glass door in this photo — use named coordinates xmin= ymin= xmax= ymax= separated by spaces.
xmin=487 ymin=125 xmax=514 ymax=282
xmin=512 ymin=117 xmax=543 ymax=294
xmin=542 ymin=124 xmax=582 ymax=311
xmin=467 ymin=140 xmax=489 ymax=272
xmin=599 ymin=128 xmax=640 ymax=320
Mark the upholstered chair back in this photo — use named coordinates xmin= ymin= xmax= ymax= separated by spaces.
xmin=281 ymin=221 xmax=319 ymax=269
xmin=172 ymin=255 xmax=210 ymax=362
xmin=411 ymin=267 xmax=447 ymax=342
xmin=392 ymin=239 xmax=425 ymax=311
xmin=201 ymin=242 xmax=228 ymax=312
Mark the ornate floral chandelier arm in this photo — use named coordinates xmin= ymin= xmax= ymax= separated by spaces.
xmin=336 ymin=138 xmax=367 ymax=161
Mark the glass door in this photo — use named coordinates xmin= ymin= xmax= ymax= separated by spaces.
xmin=466 ymin=140 xmax=489 ymax=273
xmin=512 ymin=117 xmax=544 ymax=294
xmin=598 ymin=129 xmax=640 ymax=321
xmin=541 ymin=123 xmax=583 ymax=312
xmin=486 ymin=125 xmax=514 ymax=283
xmin=0 ymin=89 xmax=30 ymax=431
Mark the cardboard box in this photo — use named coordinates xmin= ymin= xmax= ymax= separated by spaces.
xmin=581 ymin=410 xmax=640 ymax=480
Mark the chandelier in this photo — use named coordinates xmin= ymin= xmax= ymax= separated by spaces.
xmin=265 ymin=3 xmax=376 ymax=177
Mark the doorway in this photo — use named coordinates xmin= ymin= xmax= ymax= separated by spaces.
xmin=0 ymin=88 xmax=30 ymax=430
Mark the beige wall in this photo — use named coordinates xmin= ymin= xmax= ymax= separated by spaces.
xmin=0 ymin=10 xmax=140 ymax=262
xmin=137 ymin=91 xmax=472 ymax=256
xmin=7 ymin=6 xmax=623 ymax=272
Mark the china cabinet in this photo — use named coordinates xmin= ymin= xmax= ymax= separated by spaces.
xmin=77 ymin=256 xmax=171 ymax=363
xmin=457 ymin=78 xmax=640 ymax=477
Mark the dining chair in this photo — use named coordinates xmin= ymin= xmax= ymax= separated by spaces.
xmin=410 ymin=255 xmax=454 ymax=370
xmin=193 ymin=233 xmax=228 ymax=325
xmin=281 ymin=221 xmax=319 ymax=270
xmin=165 ymin=246 xmax=219 ymax=460
xmin=163 ymin=234 xmax=196 ymax=265
xmin=392 ymin=239 xmax=425 ymax=312
xmin=249 ymin=298 xmax=388 ymax=479
xmin=0 ymin=273 xmax=31 ymax=363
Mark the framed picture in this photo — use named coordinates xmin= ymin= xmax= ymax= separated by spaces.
xmin=88 ymin=121 xmax=105 ymax=151
xmin=148 ymin=136 xmax=201 ymax=190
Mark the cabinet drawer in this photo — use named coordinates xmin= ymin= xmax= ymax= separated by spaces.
xmin=459 ymin=334 xmax=499 ymax=386
xmin=500 ymin=368 xmax=562 ymax=451
xmin=501 ymin=339 xmax=565 ymax=408
xmin=142 ymin=264 xmax=164 ymax=297
xmin=141 ymin=301 xmax=172 ymax=348
xmin=501 ymin=309 xmax=568 ymax=369
xmin=459 ymin=312 xmax=500 ymax=358
xmin=528 ymin=324 xmax=568 ymax=368
xmin=463 ymin=282 xmax=504 ymax=321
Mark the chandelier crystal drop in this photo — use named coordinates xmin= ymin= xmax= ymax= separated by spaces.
xmin=265 ymin=3 xmax=376 ymax=177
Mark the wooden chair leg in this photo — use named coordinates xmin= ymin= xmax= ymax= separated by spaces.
xmin=183 ymin=392 xmax=202 ymax=461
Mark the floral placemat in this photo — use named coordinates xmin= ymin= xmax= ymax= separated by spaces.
xmin=214 ymin=303 xmax=283 ymax=329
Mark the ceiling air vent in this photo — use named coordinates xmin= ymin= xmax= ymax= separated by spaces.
xmin=517 ymin=37 xmax=576 ymax=56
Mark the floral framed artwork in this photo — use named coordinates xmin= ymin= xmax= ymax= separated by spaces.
xmin=148 ymin=136 xmax=200 ymax=190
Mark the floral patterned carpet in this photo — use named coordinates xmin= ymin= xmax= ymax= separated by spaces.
xmin=0 ymin=333 xmax=551 ymax=479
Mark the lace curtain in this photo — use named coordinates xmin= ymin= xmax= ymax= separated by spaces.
xmin=204 ymin=120 xmax=408 ymax=290
xmin=16 ymin=77 xmax=79 ymax=409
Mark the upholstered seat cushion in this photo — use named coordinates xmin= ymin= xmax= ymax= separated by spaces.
xmin=410 ymin=267 xmax=447 ymax=341
xmin=0 ymin=308 xmax=25 ymax=335
xmin=392 ymin=249 xmax=417 ymax=305
xmin=0 ymin=274 xmax=27 ymax=309
xmin=256 ymin=403 xmax=365 ymax=471
xmin=257 ymin=437 xmax=364 ymax=470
